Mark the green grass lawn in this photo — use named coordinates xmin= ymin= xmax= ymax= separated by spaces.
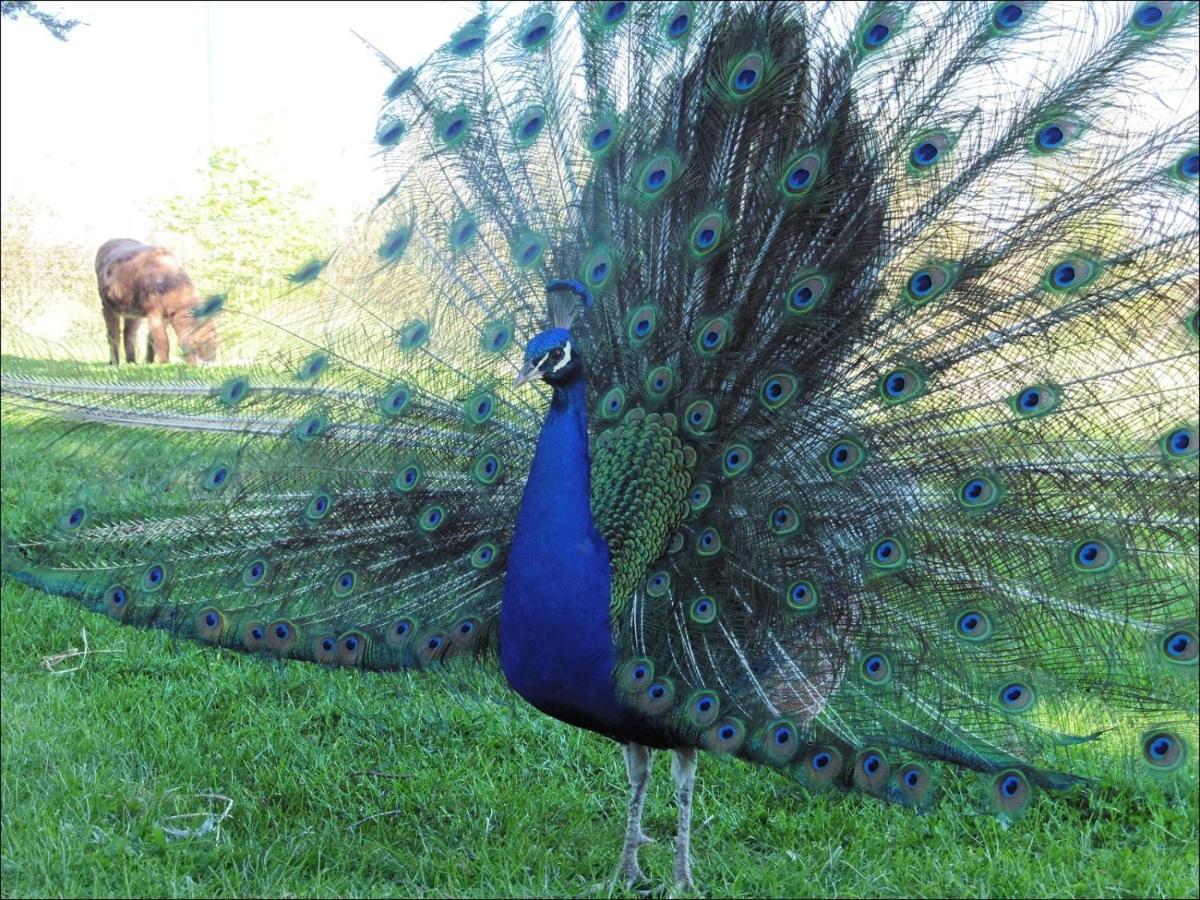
xmin=1 ymin=364 xmax=1198 ymax=899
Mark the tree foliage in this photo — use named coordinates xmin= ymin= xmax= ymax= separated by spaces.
xmin=147 ymin=145 xmax=337 ymax=307
xmin=1 ymin=1 xmax=82 ymax=41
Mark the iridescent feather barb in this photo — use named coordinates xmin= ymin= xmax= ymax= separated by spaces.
xmin=2 ymin=1 xmax=1198 ymax=891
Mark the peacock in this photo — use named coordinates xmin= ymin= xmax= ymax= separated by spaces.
xmin=2 ymin=0 xmax=1198 ymax=891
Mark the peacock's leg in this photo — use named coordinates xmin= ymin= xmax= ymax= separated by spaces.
xmin=620 ymin=742 xmax=654 ymax=885
xmin=670 ymin=747 xmax=698 ymax=891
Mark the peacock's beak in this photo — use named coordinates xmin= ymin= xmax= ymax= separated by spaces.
xmin=514 ymin=360 xmax=542 ymax=387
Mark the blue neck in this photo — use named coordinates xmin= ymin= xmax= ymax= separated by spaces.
xmin=513 ymin=376 xmax=595 ymax=550
xmin=500 ymin=375 xmax=627 ymax=737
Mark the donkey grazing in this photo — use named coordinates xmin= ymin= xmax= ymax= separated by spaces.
xmin=96 ymin=239 xmax=218 ymax=365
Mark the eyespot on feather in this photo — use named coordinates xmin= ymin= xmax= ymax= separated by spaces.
xmin=336 ymin=632 xmax=367 ymax=666
xmin=386 ymin=618 xmax=418 ymax=648
xmin=331 ymin=569 xmax=357 ymax=597
xmin=217 ymin=376 xmax=250 ymax=406
xmin=869 ymin=537 xmax=907 ymax=570
xmin=727 ymin=51 xmax=766 ymax=98
xmin=896 ymin=762 xmax=936 ymax=806
xmin=991 ymin=770 xmax=1034 ymax=819
xmin=784 ymin=272 xmax=831 ymax=315
xmin=854 ymin=749 xmax=891 ymax=792
xmin=685 ymin=689 xmax=720 ymax=726
xmin=1160 ymin=628 xmax=1198 ymax=664
xmin=450 ymin=212 xmax=479 ymax=252
xmin=879 ymin=366 xmax=925 ymax=404
xmin=990 ymin=1 xmax=1031 ymax=33
xmin=513 ymin=105 xmax=547 ymax=146
xmin=689 ymin=596 xmax=718 ymax=625
xmin=640 ymin=678 xmax=675 ymax=714
xmin=694 ymin=315 xmax=731 ymax=355
xmin=759 ymin=372 xmax=798 ymax=410
xmin=517 ymin=10 xmax=554 ymax=50
xmin=908 ymin=130 xmax=955 ymax=173
xmin=778 ymin=150 xmax=824 ymax=199
xmin=695 ymin=526 xmax=722 ymax=557
xmin=1009 ymin=383 xmax=1062 ymax=418
xmin=1031 ymin=117 xmax=1084 ymax=154
xmin=378 ymin=383 xmax=413 ymax=418
xmin=785 ymin=580 xmax=819 ymax=613
xmin=955 ymin=609 xmax=994 ymax=642
xmin=801 ymin=746 xmax=843 ymax=788
xmin=997 ymin=681 xmax=1036 ymax=713
xmin=904 ymin=262 xmax=958 ymax=304
xmin=436 ymin=106 xmax=473 ymax=148
xmin=1131 ymin=2 xmax=1183 ymax=34
xmin=241 ymin=557 xmax=269 ymax=588
xmin=510 ymin=231 xmax=547 ymax=269
xmin=646 ymin=570 xmax=672 ymax=598
xmin=958 ymin=474 xmax=1004 ymax=512
xmin=313 ymin=633 xmax=338 ymax=664
xmin=450 ymin=617 xmax=481 ymax=648
xmin=861 ymin=652 xmax=893 ymax=685
xmin=760 ymin=719 xmax=799 ymax=763
xmin=196 ymin=607 xmax=226 ymax=642
xmin=721 ymin=442 xmax=753 ymax=478
xmin=859 ymin=8 xmax=902 ymax=51
xmin=824 ymin=437 xmax=867 ymax=475
xmin=466 ymin=541 xmax=499 ymax=574
xmin=1142 ymin=731 xmax=1186 ymax=770
xmin=617 ymin=657 xmax=655 ymax=696
xmin=240 ymin=621 xmax=268 ymax=651
xmin=140 ymin=562 xmax=170 ymax=593
xmin=398 ymin=319 xmax=430 ymax=351
xmin=266 ymin=620 xmax=299 ymax=654
xmin=464 ymin=391 xmax=496 ymax=426
xmin=634 ymin=153 xmax=677 ymax=199
xmin=706 ymin=718 xmax=746 ymax=753
xmin=662 ymin=2 xmax=693 ymax=41
xmin=1071 ymin=539 xmax=1116 ymax=573
xmin=683 ymin=399 xmax=716 ymax=435
xmin=688 ymin=212 xmax=726 ymax=259
xmin=296 ymin=352 xmax=329 ymax=381
xmin=1043 ymin=257 xmax=1099 ymax=292
xmin=449 ymin=22 xmax=486 ymax=56
xmin=103 ymin=584 xmax=131 ymax=619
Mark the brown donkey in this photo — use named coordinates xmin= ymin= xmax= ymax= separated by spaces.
xmin=96 ymin=239 xmax=218 ymax=365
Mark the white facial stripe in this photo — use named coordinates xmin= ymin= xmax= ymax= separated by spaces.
xmin=534 ymin=352 xmax=551 ymax=373
xmin=552 ymin=340 xmax=572 ymax=373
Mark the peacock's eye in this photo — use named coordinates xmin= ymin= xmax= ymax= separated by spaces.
xmin=549 ymin=348 xmax=564 ymax=362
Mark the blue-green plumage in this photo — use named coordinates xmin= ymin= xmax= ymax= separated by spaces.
xmin=1 ymin=1 xmax=1198 ymax=892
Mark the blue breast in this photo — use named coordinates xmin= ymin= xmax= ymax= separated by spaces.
xmin=500 ymin=376 xmax=666 ymax=745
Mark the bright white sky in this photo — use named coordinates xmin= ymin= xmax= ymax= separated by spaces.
xmin=1 ymin=1 xmax=477 ymax=245
xmin=2 ymin=2 xmax=1195 ymax=249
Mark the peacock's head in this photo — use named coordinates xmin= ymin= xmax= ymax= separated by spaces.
xmin=515 ymin=328 xmax=581 ymax=387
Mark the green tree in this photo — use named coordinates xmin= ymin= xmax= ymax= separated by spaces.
xmin=0 ymin=195 xmax=96 ymax=355
xmin=148 ymin=145 xmax=337 ymax=314
xmin=0 ymin=1 xmax=82 ymax=41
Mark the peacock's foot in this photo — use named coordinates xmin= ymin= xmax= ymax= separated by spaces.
xmin=619 ymin=845 xmax=647 ymax=888
xmin=605 ymin=860 xmax=645 ymax=893
xmin=673 ymin=864 xmax=695 ymax=894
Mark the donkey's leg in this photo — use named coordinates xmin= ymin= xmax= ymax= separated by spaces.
xmin=147 ymin=313 xmax=170 ymax=364
xmin=122 ymin=317 xmax=142 ymax=364
xmin=103 ymin=305 xmax=121 ymax=365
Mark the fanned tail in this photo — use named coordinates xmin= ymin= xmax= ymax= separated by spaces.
xmin=2 ymin=0 xmax=1197 ymax=822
